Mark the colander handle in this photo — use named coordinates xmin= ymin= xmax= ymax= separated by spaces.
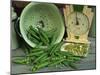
xmin=14 ymin=17 xmax=22 ymax=38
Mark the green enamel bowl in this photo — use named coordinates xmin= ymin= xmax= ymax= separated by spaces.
xmin=20 ymin=2 xmax=65 ymax=47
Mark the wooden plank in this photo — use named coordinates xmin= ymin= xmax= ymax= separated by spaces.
xmin=11 ymin=48 xmax=26 ymax=57
xmin=11 ymin=37 xmax=96 ymax=74
xmin=11 ymin=53 xmax=96 ymax=74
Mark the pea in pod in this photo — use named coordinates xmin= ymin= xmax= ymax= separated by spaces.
xmin=62 ymin=61 xmax=69 ymax=67
xmin=50 ymin=42 xmax=64 ymax=55
xmin=12 ymin=57 xmax=29 ymax=64
xmin=47 ymin=44 xmax=55 ymax=53
xmin=27 ymin=32 xmax=40 ymax=44
xmin=36 ymin=62 xmax=49 ymax=69
xmin=39 ymin=57 xmax=50 ymax=63
xmin=30 ymin=47 xmax=45 ymax=53
xmin=27 ymin=50 xmax=44 ymax=57
xmin=60 ymin=51 xmax=74 ymax=57
xmin=38 ymin=28 xmax=49 ymax=45
xmin=54 ymin=52 xmax=62 ymax=57
xmin=67 ymin=56 xmax=81 ymax=61
xmin=33 ymin=53 xmax=47 ymax=63
xmin=29 ymin=26 xmax=39 ymax=35
xmin=51 ymin=56 xmax=65 ymax=61
xmin=49 ymin=58 xmax=65 ymax=67
xmin=28 ymin=28 xmax=40 ymax=41
xmin=35 ymin=42 xmax=43 ymax=48
xmin=32 ymin=62 xmax=49 ymax=72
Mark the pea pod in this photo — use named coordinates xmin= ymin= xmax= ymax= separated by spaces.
xmin=31 ymin=47 xmax=45 ymax=53
xmin=51 ymin=56 xmax=65 ymax=61
xmin=27 ymin=33 xmax=40 ymax=44
xmin=38 ymin=28 xmax=49 ymax=45
xmin=60 ymin=51 xmax=74 ymax=57
xmin=62 ymin=61 xmax=69 ymax=67
xmin=49 ymin=43 xmax=60 ymax=55
xmin=31 ymin=66 xmax=37 ymax=72
xmin=27 ymin=50 xmax=44 ymax=57
xmin=47 ymin=44 xmax=54 ymax=53
xmin=39 ymin=57 xmax=50 ymax=63
xmin=54 ymin=42 xmax=64 ymax=52
xmin=31 ymin=49 xmax=44 ymax=53
xmin=32 ymin=62 xmax=49 ymax=72
xmin=28 ymin=56 xmax=36 ymax=62
xmin=28 ymin=29 xmax=40 ymax=41
xmin=37 ymin=62 xmax=49 ymax=69
xmin=33 ymin=53 xmax=47 ymax=63
xmin=29 ymin=26 xmax=39 ymax=35
xmin=35 ymin=42 xmax=43 ymax=48
xmin=12 ymin=57 xmax=29 ymax=64
xmin=54 ymin=52 xmax=62 ymax=57
xmin=68 ymin=56 xmax=81 ymax=61
xmin=49 ymin=58 xmax=65 ymax=67
xmin=50 ymin=42 xmax=64 ymax=55
xmin=26 ymin=27 xmax=39 ymax=41
xmin=39 ymin=33 xmax=49 ymax=45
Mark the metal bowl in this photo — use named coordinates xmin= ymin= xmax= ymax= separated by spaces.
xmin=20 ymin=2 xmax=65 ymax=47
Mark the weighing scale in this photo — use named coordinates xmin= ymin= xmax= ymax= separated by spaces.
xmin=62 ymin=5 xmax=94 ymax=57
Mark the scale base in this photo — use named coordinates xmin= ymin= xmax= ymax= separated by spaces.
xmin=61 ymin=42 xmax=90 ymax=57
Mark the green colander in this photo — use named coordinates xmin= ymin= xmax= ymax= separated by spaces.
xmin=20 ymin=2 xmax=65 ymax=47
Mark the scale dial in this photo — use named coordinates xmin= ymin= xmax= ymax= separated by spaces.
xmin=67 ymin=12 xmax=89 ymax=36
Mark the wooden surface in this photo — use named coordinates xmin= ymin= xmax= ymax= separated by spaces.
xmin=11 ymin=37 xmax=96 ymax=74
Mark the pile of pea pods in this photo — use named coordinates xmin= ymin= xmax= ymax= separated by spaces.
xmin=12 ymin=26 xmax=82 ymax=72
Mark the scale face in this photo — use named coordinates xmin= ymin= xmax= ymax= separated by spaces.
xmin=67 ymin=12 xmax=89 ymax=36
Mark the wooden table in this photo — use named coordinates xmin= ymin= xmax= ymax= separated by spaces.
xmin=11 ymin=37 xmax=96 ymax=74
